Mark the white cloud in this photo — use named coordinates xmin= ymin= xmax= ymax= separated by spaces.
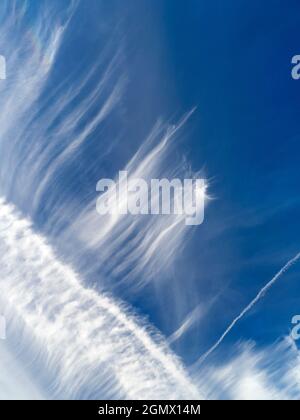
xmin=195 ymin=339 xmax=300 ymax=400
xmin=0 ymin=342 xmax=45 ymax=400
xmin=0 ymin=198 xmax=201 ymax=399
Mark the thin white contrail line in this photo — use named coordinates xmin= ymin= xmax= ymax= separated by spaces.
xmin=197 ymin=252 xmax=300 ymax=365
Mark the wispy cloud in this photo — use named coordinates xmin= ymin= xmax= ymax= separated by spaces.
xmin=0 ymin=198 xmax=201 ymax=399
xmin=195 ymin=338 xmax=300 ymax=400
xmin=71 ymin=111 xmax=208 ymax=287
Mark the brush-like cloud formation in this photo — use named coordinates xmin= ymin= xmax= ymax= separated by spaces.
xmin=0 ymin=0 xmax=208 ymax=290
xmin=0 ymin=1 xmax=206 ymax=399
xmin=0 ymin=0 xmax=123 ymax=208
xmin=2 ymin=0 xmax=298 ymax=402
xmin=70 ymin=113 xmax=208 ymax=287
xmin=0 ymin=198 xmax=201 ymax=399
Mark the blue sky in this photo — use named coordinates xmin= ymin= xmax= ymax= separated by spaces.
xmin=154 ymin=0 xmax=300 ymax=361
xmin=0 ymin=0 xmax=300 ymax=400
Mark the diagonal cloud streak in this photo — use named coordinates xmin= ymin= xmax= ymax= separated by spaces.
xmin=0 ymin=198 xmax=201 ymax=399
xmin=197 ymin=252 xmax=300 ymax=365
xmin=0 ymin=0 xmax=205 ymax=399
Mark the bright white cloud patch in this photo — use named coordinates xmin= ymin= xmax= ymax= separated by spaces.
xmin=195 ymin=339 xmax=300 ymax=400
xmin=0 ymin=198 xmax=201 ymax=399
xmin=0 ymin=342 xmax=45 ymax=400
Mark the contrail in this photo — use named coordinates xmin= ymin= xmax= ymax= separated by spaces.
xmin=0 ymin=198 xmax=201 ymax=399
xmin=197 ymin=252 xmax=300 ymax=365
xmin=0 ymin=1 xmax=207 ymax=399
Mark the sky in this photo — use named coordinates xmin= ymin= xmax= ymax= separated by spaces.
xmin=0 ymin=0 xmax=300 ymax=400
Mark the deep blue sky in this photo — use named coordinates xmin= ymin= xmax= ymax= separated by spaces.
xmin=17 ymin=0 xmax=300 ymax=367
xmin=101 ymin=0 xmax=300 ymax=364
